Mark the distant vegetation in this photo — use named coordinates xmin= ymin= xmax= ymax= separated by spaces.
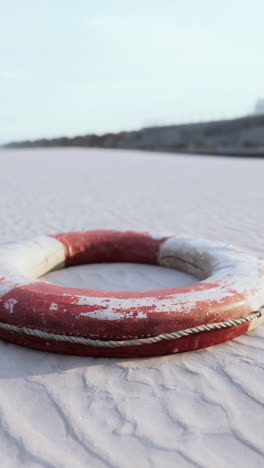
xmin=4 ymin=114 xmax=264 ymax=156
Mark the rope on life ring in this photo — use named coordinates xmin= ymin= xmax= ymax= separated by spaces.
xmin=0 ymin=310 xmax=261 ymax=347
xmin=0 ymin=230 xmax=263 ymax=357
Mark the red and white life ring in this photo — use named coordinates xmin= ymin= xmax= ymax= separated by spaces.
xmin=0 ymin=230 xmax=263 ymax=357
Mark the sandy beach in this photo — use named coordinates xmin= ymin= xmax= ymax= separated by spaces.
xmin=0 ymin=148 xmax=263 ymax=467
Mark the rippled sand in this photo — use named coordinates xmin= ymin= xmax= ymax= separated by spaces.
xmin=0 ymin=148 xmax=263 ymax=467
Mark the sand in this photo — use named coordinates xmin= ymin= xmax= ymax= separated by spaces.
xmin=0 ymin=148 xmax=263 ymax=467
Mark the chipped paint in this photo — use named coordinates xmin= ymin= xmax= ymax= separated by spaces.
xmin=4 ymin=298 xmax=18 ymax=314
xmin=80 ymin=309 xmax=147 ymax=321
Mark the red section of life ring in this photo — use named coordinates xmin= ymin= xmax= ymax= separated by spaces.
xmin=0 ymin=230 xmax=263 ymax=357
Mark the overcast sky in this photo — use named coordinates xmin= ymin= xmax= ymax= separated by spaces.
xmin=1 ymin=0 xmax=264 ymax=143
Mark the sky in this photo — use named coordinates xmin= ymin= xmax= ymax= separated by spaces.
xmin=1 ymin=0 xmax=264 ymax=143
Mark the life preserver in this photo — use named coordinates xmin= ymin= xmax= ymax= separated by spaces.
xmin=0 ymin=230 xmax=263 ymax=358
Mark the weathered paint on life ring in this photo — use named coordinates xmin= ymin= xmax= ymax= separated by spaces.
xmin=0 ymin=230 xmax=263 ymax=357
